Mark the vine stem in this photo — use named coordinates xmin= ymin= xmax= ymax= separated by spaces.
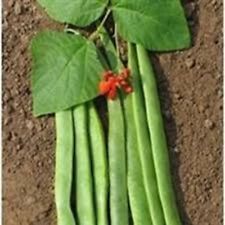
xmin=89 ymin=9 xmax=111 ymax=41
xmin=114 ymin=24 xmax=120 ymax=71
xmin=64 ymin=26 xmax=80 ymax=35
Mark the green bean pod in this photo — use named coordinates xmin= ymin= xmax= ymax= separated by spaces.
xmin=55 ymin=110 xmax=76 ymax=225
xmin=88 ymin=102 xmax=109 ymax=225
xmin=99 ymin=28 xmax=129 ymax=225
xmin=123 ymin=89 xmax=152 ymax=225
xmin=136 ymin=45 xmax=182 ymax=225
xmin=108 ymin=99 xmax=128 ymax=225
xmin=129 ymin=43 xmax=165 ymax=225
xmin=73 ymin=105 xmax=96 ymax=225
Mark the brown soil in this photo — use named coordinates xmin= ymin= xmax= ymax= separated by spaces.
xmin=2 ymin=0 xmax=223 ymax=225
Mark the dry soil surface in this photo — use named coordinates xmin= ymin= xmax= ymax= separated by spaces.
xmin=3 ymin=0 xmax=223 ymax=224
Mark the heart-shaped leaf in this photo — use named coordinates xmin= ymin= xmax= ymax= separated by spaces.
xmin=111 ymin=0 xmax=191 ymax=51
xmin=31 ymin=31 xmax=103 ymax=116
xmin=37 ymin=0 xmax=108 ymax=26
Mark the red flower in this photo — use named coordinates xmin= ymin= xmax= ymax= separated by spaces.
xmin=99 ymin=80 xmax=112 ymax=95
xmin=99 ymin=68 xmax=133 ymax=100
xmin=103 ymin=70 xmax=114 ymax=81
xmin=107 ymin=85 xmax=117 ymax=100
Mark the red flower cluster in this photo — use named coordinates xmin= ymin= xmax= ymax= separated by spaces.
xmin=99 ymin=68 xmax=133 ymax=100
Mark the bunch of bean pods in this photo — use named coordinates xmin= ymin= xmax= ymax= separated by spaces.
xmin=31 ymin=1 xmax=190 ymax=224
xmin=53 ymin=28 xmax=182 ymax=225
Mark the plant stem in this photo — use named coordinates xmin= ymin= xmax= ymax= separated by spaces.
xmin=136 ymin=44 xmax=182 ymax=225
xmin=55 ymin=110 xmax=76 ymax=225
xmin=89 ymin=9 xmax=111 ymax=41
xmin=64 ymin=26 xmax=80 ymax=35
xmin=114 ymin=24 xmax=120 ymax=65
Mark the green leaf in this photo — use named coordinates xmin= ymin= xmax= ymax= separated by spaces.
xmin=37 ymin=0 xmax=108 ymax=26
xmin=111 ymin=0 xmax=191 ymax=51
xmin=31 ymin=31 xmax=103 ymax=116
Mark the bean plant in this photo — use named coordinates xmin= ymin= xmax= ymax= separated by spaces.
xmin=30 ymin=0 xmax=191 ymax=225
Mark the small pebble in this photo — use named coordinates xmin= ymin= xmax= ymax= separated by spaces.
xmin=211 ymin=0 xmax=217 ymax=6
xmin=174 ymin=93 xmax=182 ymax=100
xmin=3 ymin=19 xmax=8 ymax=29
xmin=217 ymin=90 xmax=223 ymax=98
xmin=3 ymin=10 xmax=8 ymax=17
xmin=37 ymin=161 xmax=43 ymax=167
xmin=26 ymin=120 xmax=34 ymax=130
xmin=25 ymin=196 xmax=36 ymax=205
xmin=15 ymin=161 xmax=21 ymax=167
xmin=14 ymin=2 xmax=22 ymax=15
xmin=11 ymin=131 xmax=18 ymax=140
xmin=198 ymin=105 xmax=205 ymax=113
xmin=216 ymin=73 xmax=222 ymax=79
xmin=16 ymin=144 xmax=22 ymax=151
xmin=173 ymin=147 xmax=179 ymax=153
xmin=3 ymin=116 xmax=12 ymax=126
xmin=36 ymin=123 xmax=44 ymax=132
xmin=185 ymin=58 xmax=195 ymax=68
xmin=204 ymin=119 xmax=214 ymax=129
